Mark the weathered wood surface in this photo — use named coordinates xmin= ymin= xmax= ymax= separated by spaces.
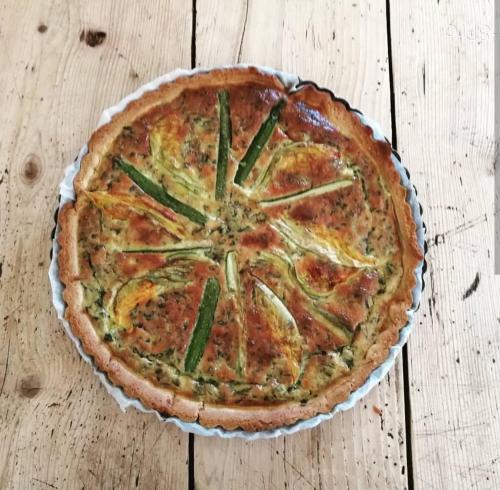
xmin=0 ymin=2 xmax=191 ymax=489
xmin=391 ymin=1 xmax=499 ymax=489
xmin=194 ymin=1 xmax=408 ymax=489
xmin=0 ymin=0 xmax=497 ymax=489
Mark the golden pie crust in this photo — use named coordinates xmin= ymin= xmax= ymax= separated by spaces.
xmin=58 ymin=67 xmax=423 ymax=431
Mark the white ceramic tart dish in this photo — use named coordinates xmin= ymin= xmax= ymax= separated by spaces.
xmin=50 ymin=65 xmax=425 ymax=437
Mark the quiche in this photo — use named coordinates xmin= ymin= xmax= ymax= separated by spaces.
xmin=58 ymin=67 xmax=423 ymax=431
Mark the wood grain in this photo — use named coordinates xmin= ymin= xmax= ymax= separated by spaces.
xmin=194 ymin=1 xmax=408 ymax=488
xmin=391 ymin=1 xmax=499 ymax=489
xmin=0 ymin=1 xmax=191 ymax=489
xmin=0 ymin=1 xmax=497 ymax=488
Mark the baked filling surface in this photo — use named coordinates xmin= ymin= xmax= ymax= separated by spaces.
xmin=58 ymin=68 xmax=423 ymax=430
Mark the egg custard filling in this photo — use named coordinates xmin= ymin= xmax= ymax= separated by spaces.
xmin=58 ymin=68 xmax=422 ymax=431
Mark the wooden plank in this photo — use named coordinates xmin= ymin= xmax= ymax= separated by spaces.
xmin=194 ymin=1 xmax=409 ymax=488
xmin=391 ymin=1 xmax=499 ymax=489
xmin=0 ymin=1 xmax=191 ymax=488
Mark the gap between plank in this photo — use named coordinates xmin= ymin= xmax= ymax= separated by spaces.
xmin=386 ymin=0 xmax=398 ymax=150
xmin=402 ymin=345 xmax=414 ymax=490
xmin=189 ymin=4 xmax=197 ymax=490
xmin=191 ymin=0 xmax=197 ymax=69
xmin=188 ymin=433 xmax=195 ymax=490
xmin=385 ymin=1 xmax=414 ymax=489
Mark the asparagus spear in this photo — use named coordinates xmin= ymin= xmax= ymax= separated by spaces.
xmin=215 ymin=90 xmax=232 ymax=200
xmin=114 ymin=157 xmax=207 ymax=225
xmin=184 ymin=277 xmax=221 ymax=372
xmin=259 ymin=179 xmax=353 ymax=207
xmin=234 ymin=99 xmax=286 ymax=186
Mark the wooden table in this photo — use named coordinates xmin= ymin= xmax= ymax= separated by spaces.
xmin=0 ymin=1 xmax=497 ymax=488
